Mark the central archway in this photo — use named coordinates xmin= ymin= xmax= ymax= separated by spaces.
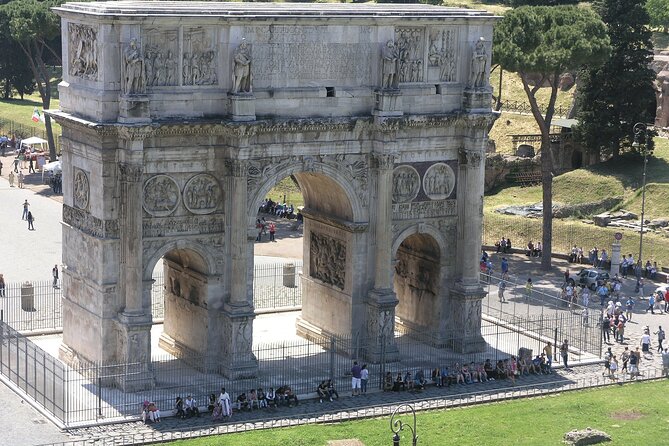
xmin=250 ymin=161 xmax=367 ymax=342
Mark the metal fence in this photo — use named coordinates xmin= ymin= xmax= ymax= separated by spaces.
xmin=0 ymin=291 xmax=600 ymax=427
xmin=3 ymin=261 xmax=303 ymax=332
xmin=499 ymin=99 xmax=569 ymax=119
xmin=37 ymin=366 xmax=669 ymax=446
xmin=0 ymin=280 xmax=62 ymax=333
xmin=0 ymin=116 xmax=61 ymax=151
xmin=482 ymin=212 xmax=669 ymax=266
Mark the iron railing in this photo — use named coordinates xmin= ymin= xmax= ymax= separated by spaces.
xmin=2 ymin=261 xmax=303 ymax=332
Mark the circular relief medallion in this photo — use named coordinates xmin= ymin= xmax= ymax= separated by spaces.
xmin=423 ymin=162 xmax=456 ymax=200
xmin=183 ymin=174 xmax=222 ymax=215
xmin=392 ymin=165 xmax=420 ymax=203
xmin=73 ymin=168 xmax=90 ymax=210
xmin=143 ymin=174 xmax=180 ymax=217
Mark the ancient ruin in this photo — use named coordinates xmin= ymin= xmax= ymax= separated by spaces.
xmin=49 ymin=1 xmax=497 ymax=389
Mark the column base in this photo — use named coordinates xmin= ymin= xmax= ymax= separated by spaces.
xmin=462 ymin=87 xmax=492 ymax=112
xmin=364 ymin=288 xmax=400 ymax=363
xmin=229 ymin=93 xmax=256 ymax=121
xmin=118 ymin=95 xmax=150 ymax=123
xmin=114 ymin=316 xmax=155 ymax=391
xmin=373 ymin=89 xmax=403 ymax=117
xmin=220 ymin=306 xmax=258 ymax=379
xmin=449 ymin=282 xmax=487 ymax=354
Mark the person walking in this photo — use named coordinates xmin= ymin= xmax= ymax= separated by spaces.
xmin=0 ymin=159 xmax=3 ymax=175
xmin=525 ymin=278 xmax=533 ymax=301
xmin=625 ymin=296 xmax=635 ymax=321
xmin=52 ymin=265 xmax=59 ymax=289
xmin=8 ymin=171 xmax=14 ymax=187
xmin=560 ymin=339 xmax=570 ymax=371
xmin=601 ymin=313 xmax=611 ymax=344
xmin=645 ymin=293 xmax=655 ymax=314
xmin=655 ymin=326 xmax=665 ymax=353
xmin=28 ymin=157 xmax=35 ymax=174
xmin=27 ymin=211 xmax=35 ymax=230
xmin=351 ymin=361 xmax=362 ymax=396
xmin=501 ymin=257 xmax=509 ymax=280
xmin=13 ymin=157 xmax=18 ymax=173
xmin=0 ymin=273 xmax=5 ymax=297
xmin=498 ymin=280 xmax=506 ymax=303
xmin=21 ymin=200 xmax=29 ymax=220
xmin=17 ymin=171 xmax=24 ymax=188
xmin=269 ymin=222 xmax=276 ymax=242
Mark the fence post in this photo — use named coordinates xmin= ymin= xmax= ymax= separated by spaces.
xmin=329 ymin=336 xmax=335 ymax=382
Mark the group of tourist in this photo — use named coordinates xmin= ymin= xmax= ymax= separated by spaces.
xmin=259 ymin=198 xmax=299 ymax=220
xmin=567 ymin=246 xmax=660 ymax=281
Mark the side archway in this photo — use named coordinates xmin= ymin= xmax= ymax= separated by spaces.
xmin=392 ymin=224 xmax=448 ymax=337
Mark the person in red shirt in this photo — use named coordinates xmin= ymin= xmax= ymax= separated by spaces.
xmin=664 ymin=289 xmax=669 ymax=313
xmin=269 ymin=222 xmax=276 ymax=242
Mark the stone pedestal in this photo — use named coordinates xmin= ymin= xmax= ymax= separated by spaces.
xmin=114 ymin=313 xmax=155 ymax=391
xmin=119 ymin=95 xmax=150 ymax=123
xmin=229 ymin=93 xmax=256 ymax=122
xmin=610 ymin=241 xmax=621 ymax=276
xmin=463 ymin=88 xmax=492 ymax=112
xmin=220 ymin=304 xmax=258 ymax=379
xmin=373 ymin=89 xmax=403 ymax=117
xmin=450 ymin=283 xmax=486 ymax=353
xmin=364 ymin=289 xmax=400 ymax=362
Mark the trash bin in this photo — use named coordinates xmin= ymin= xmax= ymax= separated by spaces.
xmin=21 ymin=281 xmax=35 ymax=311
xmin=283 ymin=263 xmax=296 ymax=288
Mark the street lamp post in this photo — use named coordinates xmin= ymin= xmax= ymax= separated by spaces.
xmin=390 ymin=403 xmax=418 ymax=446
xmin=632 ymin=123 xmax=653 ymax=277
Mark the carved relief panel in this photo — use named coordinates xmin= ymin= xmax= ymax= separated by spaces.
xmin=309 ymin=232 xmax=346 ymax=290
xmin=423 ymin=163 xmax=456 ymax=200
xmin=392 ymin=165 xmax=420 ymax=203
xmin=395 ymin=27 xmax=424 ymax=83
xmin=427 ymin=28 xmax=457 ymax=83
xmin=73 ymin=168 xmax=90 ymax=210
xmin=143 ymin=28 xmax=179 ymax=87
xmin=183 ymin=28 xmax=218 ymax=86
xmin=183 ymin=174 xmax=222 ymax=215
xmin=143 ymin=174 xmax=180 ymax=217
xmin=68 ymin=23 xmax=98 ymax=80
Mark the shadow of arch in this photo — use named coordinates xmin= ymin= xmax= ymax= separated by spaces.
xmin=392 ymin=223 xmax=447 ymax=263
xmin=143 ymin=239 xmax=218 ymax=281
xmin=248 ymin=161 xmax=365 ymax=226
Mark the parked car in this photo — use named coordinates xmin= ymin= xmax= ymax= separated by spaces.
xmin=571 ymin=268 xmax=610 ymax=290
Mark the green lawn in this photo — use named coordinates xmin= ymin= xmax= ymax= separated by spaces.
xmin=0 ymin=93 xmax=61 ymax=140
xmin=165 ymin=380 xmax=669 ymax=446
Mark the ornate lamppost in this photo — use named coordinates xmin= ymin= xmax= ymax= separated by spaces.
xmin=390 ymin=403 xmax=418 ymax=446
xmin=631 ymin=122 xmax=654 ymax=276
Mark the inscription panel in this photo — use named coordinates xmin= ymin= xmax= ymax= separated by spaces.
xmin=392 ymin=200 xmax=457 ymax=220
xmin=242 ymin=26 xmax=375 ymax=86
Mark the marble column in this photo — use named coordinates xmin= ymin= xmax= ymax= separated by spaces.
xmin=118 ymin=161 xmax=146 ymax=317
xmin=451 ymin=145 xmax=486 ymax=353
xmin=366 ymin=152 xmax=399 ymax=362
xmin=221 ymin=159 xmax=258 ymax=378
xmin=115 ymin=159 xmax=154 ymax=390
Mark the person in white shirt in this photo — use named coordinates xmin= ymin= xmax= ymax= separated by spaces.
xmin=218 ymin=387 xmax=231 ymax=417
xmin=184 ymin=395 xmax=200 ymax=418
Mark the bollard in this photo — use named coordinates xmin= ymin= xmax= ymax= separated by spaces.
xmin=283 ymin=263 xmax=296 ymax=288
xmin=20 ymin=281 xmax=35 ymax=312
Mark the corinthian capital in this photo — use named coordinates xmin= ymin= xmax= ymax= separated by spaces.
xmin=458 ymin=148 xmax=483 ymax=168
xmin=371 ymin=153 xmax=397 ymax=170
xmin=118 ymin=162 xmax=143 ymax=182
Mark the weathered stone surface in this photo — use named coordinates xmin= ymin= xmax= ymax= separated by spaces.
xmin=564 ymin=427 xmax=611 ymax=446
xmin=51 ymin=1 xmax=498 ymax=386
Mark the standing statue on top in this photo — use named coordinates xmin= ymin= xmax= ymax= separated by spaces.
xmin=123 ymin=38 xmax=145 ymax=95
xmin=232 ymin=39 xmax=252 ymax=94
xmin=469 ymin=37 xmax=488 ymax=89
xmin=381 ymin=40 xmax=400 ymax=90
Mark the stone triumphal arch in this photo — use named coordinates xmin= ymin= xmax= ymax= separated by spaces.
xmin=51 ymin=2 xmax=497 ymax=389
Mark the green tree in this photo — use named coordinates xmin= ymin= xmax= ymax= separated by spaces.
xmin=494 ymin=6 xmax=610 ymax=270
xmin=508 ymin=0 xmax=577 ymax=8
xmin=0 ymin=37 xmax=35 ymax=99
xmin=575 ymin=0 xmax=656 ymax=161
xmin=2 ymin=0 xmax=61 ymax=161
xmin=646 ymin=0 xmax=669 ymax=33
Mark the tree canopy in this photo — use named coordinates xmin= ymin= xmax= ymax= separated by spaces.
xmin=646 ymin=0 xmax=669 ymax=33
xmin=2 ymin=0 xmax=62 ymax=160
xmin=494 ymin=5 xmax=610 ymax=269
xmin=575 ymin=0 xmax=656 ymax=160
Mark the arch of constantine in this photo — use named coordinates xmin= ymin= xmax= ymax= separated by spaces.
xmin=50 ymin=1 xmax=498 ymax=390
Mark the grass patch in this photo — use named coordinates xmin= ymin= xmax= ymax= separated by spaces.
xmin=444 ymin=0 xmax=509 ymax=15
xmin=617 ymin=183 xmax=669 ymax=220
xmin=488 ymin=112 xmax=542 ymax=154
xmin=266 ymin=176 xmax=304 ymax=208
xmin=166 ymin=380 xmax=669 ymax=446
xmin=0 ymin=92 xmax=61 ymax=139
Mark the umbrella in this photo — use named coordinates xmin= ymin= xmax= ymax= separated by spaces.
xmin=42 ymin=160 xmax=62 ymax=173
